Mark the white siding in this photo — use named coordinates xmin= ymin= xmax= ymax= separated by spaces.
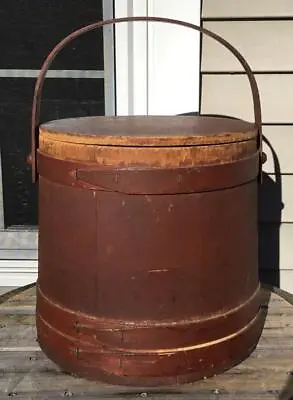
xmin=202 ymin=21 xmax=293 ymax=72
xmin=262 ymin=126 xmax=293 ymax=174
xmin=202 ymin=0 xmax=293 ymax=18
xmin=200 ymin=2 xmax=293 ymax=292
xmin=201 ymin=74 xmax=293 ymax=124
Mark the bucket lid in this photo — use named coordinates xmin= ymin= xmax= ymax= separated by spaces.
xmin=40 ymin=115 xmax=257 ymax=147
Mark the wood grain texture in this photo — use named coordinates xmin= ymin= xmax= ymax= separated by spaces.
xmin=38 ymin=138 xmax=257 ymax=167
xmin=40 ymin=116 xmax=256 ymax=145
xmin=1 ymin=286 xmax=293 ymax=399
xmin=39 ymin=116 xmax=257 ymax=168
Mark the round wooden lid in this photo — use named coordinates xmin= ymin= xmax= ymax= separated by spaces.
xmin=40 ymin=115 xmax=257 ymax=147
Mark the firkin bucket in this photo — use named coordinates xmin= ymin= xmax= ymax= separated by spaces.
xmin=29 ymin=17 xmax=267 ymax=387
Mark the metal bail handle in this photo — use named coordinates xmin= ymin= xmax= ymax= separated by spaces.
xmin=30 ymin=16 xmax=264 ymax=183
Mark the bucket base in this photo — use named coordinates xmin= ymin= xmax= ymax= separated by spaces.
xmin=36 ymin=302 xmax=263 ymax=387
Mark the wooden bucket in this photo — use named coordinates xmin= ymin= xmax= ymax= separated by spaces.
xmin=29 ymin=17 xmax=266 ymax=387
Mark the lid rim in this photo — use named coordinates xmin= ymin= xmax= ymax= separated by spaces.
xmin=40 ymin=115 xmax=257 ymax=147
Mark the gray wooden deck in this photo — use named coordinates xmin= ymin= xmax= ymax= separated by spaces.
xmin=1 ymin=284 xmax=293 ymax=399
xmin=0 ymin=287 xmax=17 ymax=296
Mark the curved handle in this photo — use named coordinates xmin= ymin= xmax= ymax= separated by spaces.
xmin=31 ymin=16 xmax=263 ymax=182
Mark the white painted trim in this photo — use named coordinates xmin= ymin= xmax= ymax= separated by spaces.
xmin=0 ymin=69 xmax=104 ymax=78
xmin=147 ymin=0 xmax=201 ymax=115
xmin=0 ymin=230 xmax=37 ymax=249
xmin=103 ymin=0 xmax=116 ymax=115
xmin=0 ymin=250 xmax=37 ymax=259
xmin=114 ymin=0 xmax=202 ymax=116
xmin=114 ymin=0 xmax=148 ymax=115
xmin=0 ymin=260 xmax=37 ymax=286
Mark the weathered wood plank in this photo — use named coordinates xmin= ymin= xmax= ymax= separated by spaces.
xmin=1 ymin=352 xmax=292 ymax=392
xmin=0 ymin=390 xmax=282 ymax=400
xmin=0 ymin=364 xmax=289 ymax=395
xmin=0 ymin=284 xmax=36 ymax=309
xmin=0 ymin=317 xmax=36 ymax=345
xmin=0 ymin=307 xmax=35 ymax=315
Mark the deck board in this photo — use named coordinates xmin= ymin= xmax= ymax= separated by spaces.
xmin=1 ymin=285 xmax=293 ymax=399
